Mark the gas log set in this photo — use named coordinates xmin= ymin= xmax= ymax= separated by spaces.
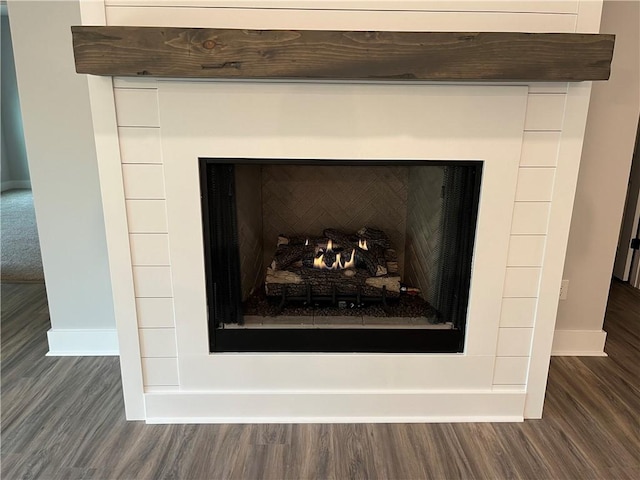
xmin=265 ymin=227 xmax=418 ymax=310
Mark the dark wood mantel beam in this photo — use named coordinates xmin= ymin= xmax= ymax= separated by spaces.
xmin=71 ymin=26 xmax=615 ymax=82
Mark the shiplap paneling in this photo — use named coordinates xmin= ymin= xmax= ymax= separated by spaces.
xmin=496 ymin=328 xmax=534 ymax=357
xmin=136 ymin=298 xmax=175 ymax=328
xmin=118 ymin=127 xmax=162 ymax=164
xmin=527 ymin=83 xmax=569 ymax=95
xmin=500 ymin=298 xmax=537 ymax=328
xmin=113 ymin=77 xmax=158 ymax=89
xmin=524 ymin=94 xmax=567 ymax=131
xmin=493 ymin=356 xmax=529 ymax=385
xmin=126 ymin=200 xmax=169 ymax=233
xmin=104 ymin=1 xmax=580 ymax=15
xmin=114 ymin=88 xmax=160 ymax=127
xmin=507 ymin=236 xmax=546 ymax=267
xmin=139 ymin=328 xmax=178 ymax=357
xmin=122 ymin=164 xmax=166 ymax=199
xmin=142 ymin=357 xmax=179 ymax=386
xmin=520 ymin=131 xmax=561 ymax=166
xmin=105 ymin=7 xmax=577 ymax=33
xmin=503 ymin=268 xmax=541 ymax=298
xmin=132 ymin=266 xmax=173 ymax=297
xmin=515 ymin=168 xmax=556 ymax=202
xmin=129 ymin=234 xmax=171 ymax=266
xmin=511 ymin=202 xmax=551 ymax=235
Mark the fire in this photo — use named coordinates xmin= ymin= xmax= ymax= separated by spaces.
xmin=313 ymin=248 xmax=357 ymax=270
xmin=341 ymin=249 xmax=357 ymax=269
xmin=310 ymin=236 xmax=369 ymax=270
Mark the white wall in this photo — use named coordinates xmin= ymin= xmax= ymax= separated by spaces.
xmin=554 ymin=0 xmax=640 ymax=354
xmin=8 ymin=0 xmax=118 ymax=355
xmin=1 ymin=13 xmax=30 ymax=190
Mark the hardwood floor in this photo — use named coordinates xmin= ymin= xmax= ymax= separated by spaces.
xmin=1 ymin=281 xmax=638 ymax=479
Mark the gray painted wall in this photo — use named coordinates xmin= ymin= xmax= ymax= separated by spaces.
xmin=1 ymin=13 xmax=30 ymax=189
xmin=8 ymin=0 xmax=115 ymax=332
xmin=556 ymin=0 xmax=640 ymax=333
xmin=1 ymin=122 xmax=10 ymax=184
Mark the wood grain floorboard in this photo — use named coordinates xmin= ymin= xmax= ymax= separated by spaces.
xmin=283 ymin=423 xmax=333 ymax=480
xmin=1 ymin=281 xmax=639 ymax=479
xmin=331 ymin=424 xmax=381 ymax=480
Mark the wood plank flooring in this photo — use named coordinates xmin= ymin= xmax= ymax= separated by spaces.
xmin=1 ymin=281 xmax=639 ymax=479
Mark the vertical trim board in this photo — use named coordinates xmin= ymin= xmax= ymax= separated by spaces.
xmin=79 ymin=0 xmax=146 ymax=420
xmin=525 ymin=82 xmax=595 ymax=419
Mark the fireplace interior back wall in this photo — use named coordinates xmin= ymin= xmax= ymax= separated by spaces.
xmin=233 ymin=164 xmax=443 ymax=302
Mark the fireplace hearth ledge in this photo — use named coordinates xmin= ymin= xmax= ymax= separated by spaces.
xmin=80 ymin=1 xmax=605 ymax=423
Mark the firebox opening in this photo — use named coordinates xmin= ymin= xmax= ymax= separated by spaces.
xmin=200 ymin=159 xmax=482 ymax=353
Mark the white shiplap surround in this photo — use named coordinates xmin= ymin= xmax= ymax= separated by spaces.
xmin=81 ymin=0 xmax=603 ymax=422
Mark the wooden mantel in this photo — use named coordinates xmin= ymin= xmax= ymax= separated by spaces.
xmin=72 ymin=27 xmax=614 ymax=82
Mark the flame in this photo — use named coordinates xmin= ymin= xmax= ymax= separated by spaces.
xmin=326 ymin=239 xmax=333 ymax=251
xmin=343 ymin=249 xmax=357 ymax=269
xmin=358 ymin=239 xmax=368 ymax=250
xmin=313 ymin=249 xmax=357 ymax=270
xmin=305 ymin=238 xmax=309 ymax=246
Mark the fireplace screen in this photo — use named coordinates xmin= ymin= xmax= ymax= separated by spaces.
xmin=200 ymin=159 xmax=481 ymax=353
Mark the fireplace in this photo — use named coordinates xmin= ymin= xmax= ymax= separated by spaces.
xmin=76 ymin=0 xmax=611 ymax=423
xmin=91 ymin=78 xmax=585 ymax=422
xmin=200 ymin=159 xmax=481 ymax=352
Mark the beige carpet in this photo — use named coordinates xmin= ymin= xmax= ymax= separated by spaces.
xmin=1 ymin=189 xmax=44 ymax=283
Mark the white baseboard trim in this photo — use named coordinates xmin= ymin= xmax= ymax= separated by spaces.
xmin=551 ymin=329 xmax=607 ymax=356
xmin=143 ymin=390 xmax=526 ymax=424
xmin=46 ymin=328 xmax=119 ymax=356
xmin=1 ymin=180 xmax=31 ymax=192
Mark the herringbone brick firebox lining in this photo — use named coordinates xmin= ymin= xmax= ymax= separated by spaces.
xmin=235 ymin=164 xmax=444 ymax=303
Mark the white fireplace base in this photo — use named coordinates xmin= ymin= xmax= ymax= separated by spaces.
xmin=82 ymin=1 xmax=601 ymax=423
xmin=143 ymin=390 xmax=526 ymax=424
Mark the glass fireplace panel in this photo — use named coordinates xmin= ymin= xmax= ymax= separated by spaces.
xmin=200 ymin=159 xmax=481 ymax=353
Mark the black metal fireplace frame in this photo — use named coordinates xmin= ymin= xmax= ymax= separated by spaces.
xmin=199 ymin=158 xmax=482 ymax=353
